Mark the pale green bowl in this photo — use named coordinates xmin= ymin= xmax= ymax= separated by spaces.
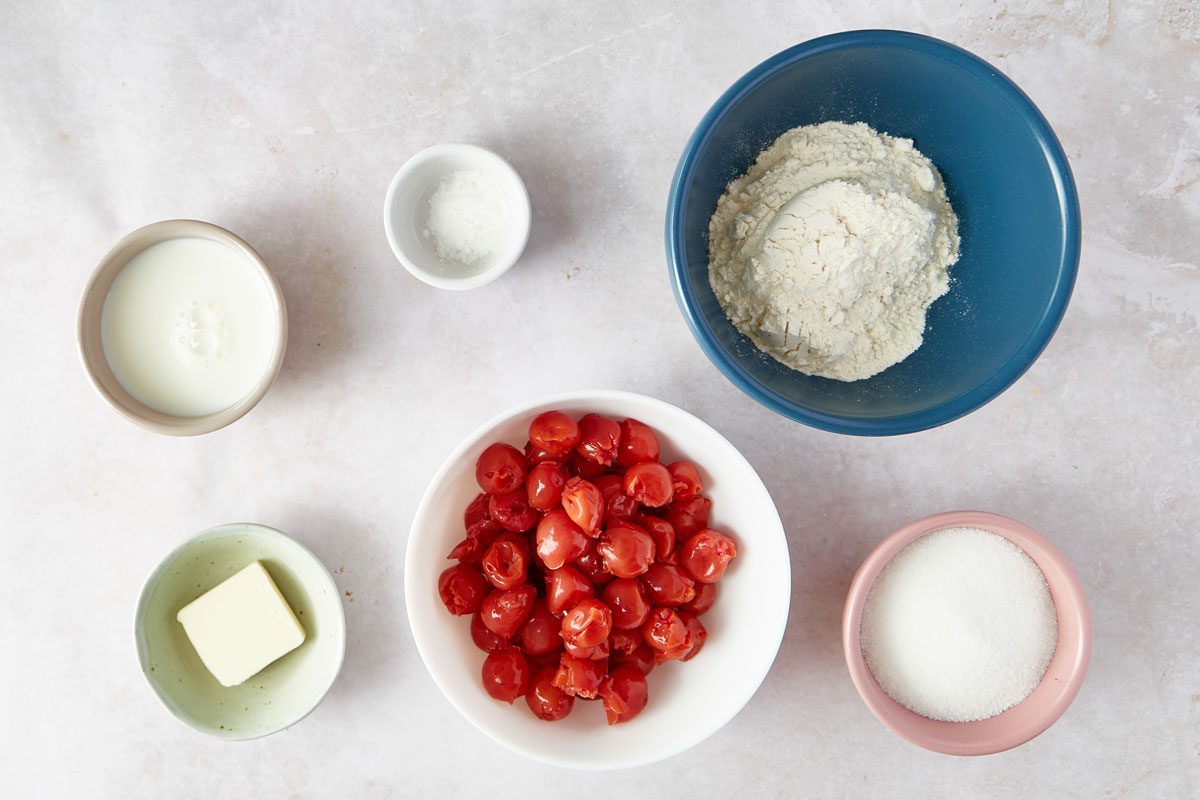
xmin=135 ymin=523 xmax=346 ymax=740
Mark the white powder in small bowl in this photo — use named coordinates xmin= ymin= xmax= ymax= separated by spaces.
xmin=860 ymin=526 xmax=1058 ymax=723
xmin=422 ymin=169 xmax=507 ymax=267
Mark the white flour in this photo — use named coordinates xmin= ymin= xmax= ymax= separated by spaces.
xmin=708 ymin=122 xmax=960 ymax=381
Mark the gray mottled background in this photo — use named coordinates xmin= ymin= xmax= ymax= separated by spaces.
xmin=1 ymin=0 xmax=1197 ymax=796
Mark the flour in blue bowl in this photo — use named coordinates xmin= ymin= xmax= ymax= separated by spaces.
xmin=708 ymin=121 xmax=960 ymax=382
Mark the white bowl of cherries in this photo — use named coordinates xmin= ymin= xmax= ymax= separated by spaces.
xmin=404 ymin=390 xmax=791 ymax=769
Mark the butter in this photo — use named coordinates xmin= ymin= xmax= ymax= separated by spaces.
xmin=177 ymin=561 xmax=306 ymax=687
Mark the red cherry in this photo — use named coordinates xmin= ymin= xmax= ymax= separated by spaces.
xmin=480 ymin=539 xmax=529 ymax=590
xmin=475 ymin=443 xmax=527 ymax=495
xmin=446 ymin=518 xmax=501 ymax=564
xmin=470 ymin=612 xmax=510 ymax=652
xmin=551 ymin=653 xmax=607 ymax=699
xmin=681 ymin=580 xmax=718 ymax=615
xmin=438 ymin=564 xmax=488 ymax=616
xmin=544 ymin=565 xmax=595 ymax=616
xmin=563 ymin=637 xmax=610 ymax=660
xmin=680 ymin=528 xmax=738 ymax=584
xmin=575 ymin=548 xmax=614 ymax=587
xmin=524 ymin=440 xmax=564 ymax=464
xmin=529 ymin=411 xmax=581 ymax=458
xmin=666 ymin=461 xmax=703 ymax=501
xmin=482 ymin=649 xmax=531 ymax=704
xmin=641 ymin=562 xmax=696 ymax=607
xmin=526 ymin=666 xmax=575 ymax=721
xmin=598 ymin=664 xmax=649 ymax=725
xmin=612 ymin=641 xmax=657 ymax=675
xmin=678 ymin=612 xmax=708 ymax=662
xmin=570 ymin=454 xmax=611 ymax=480
xmin=526 ymin=462 xmax=566 ymax=511
xmin=520 ymin=600 xmax=561 ymax=657
xmin=609 ymin=629 xmax=641 ymax=656
xmin=633 ymin=513 xmax=676 ymax=563
xmin=593 ymin=474 xmax=622 ymax=496
xmin=616 ymin=418 xmax=659 ymax=467
xmin=464 ymin=492 xmax=490 ymax=528
xmin=492 ymin=530 xmax=532 ymax=552
xmin=560 ymin=598 xmax=612 ymax=649
xmin=575 ymin=414 xmax=620 ymax=466
xmin=666 ymin=495 xmax=711 ymax=537
xmin=561 ymin=477 xmax=602 ymax=535
xmin=488 ymin=490 xmax=539 ymax=532
xmin=535 ymin=508 xmax=590 ymax=570
xmin=446 ymin=536 xmax=475 ymax=563
xmin=600 ymin=578 xmax=652 ymax=630
xmin=593 ymin=474 xmax=639 ymax=524
xmin=624 ymin=462 xmax=674 ymax=507
xmin=480 ymin=585 xmax=536 ymax=638
xmin=596 ymin=523 xmax=656 ymax=579
xmin=641 ymin=607 xmax=693 ymax=660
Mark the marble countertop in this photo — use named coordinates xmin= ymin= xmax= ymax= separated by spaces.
xmin=2 ymin=1 xmax=1197 ymax=797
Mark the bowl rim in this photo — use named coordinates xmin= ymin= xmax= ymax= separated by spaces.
xmin=76 ymin=219 xmax=289 ymax=436
xmin=133 ymin=522 xmax=347 ymax=741
xmin=383 ymin=142 xmax=532 ymax=291
xmin=403 ymin=389 xmax=791 ymax=769
xmin=665 ymin=29 xmax=1081 ymax=436
xmin=841 ymin=510 xmax=1092 ymax=755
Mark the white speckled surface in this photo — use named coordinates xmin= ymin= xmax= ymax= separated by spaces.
xmin=1 ymin=1 xmax=1197 ymax=796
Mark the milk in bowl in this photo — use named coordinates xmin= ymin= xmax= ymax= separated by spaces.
xmin=100 ymin=237 xmax=279 ymax=417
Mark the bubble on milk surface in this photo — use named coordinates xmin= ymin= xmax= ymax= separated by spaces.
xmin=174 ymin=299 xmax=229 ymax=367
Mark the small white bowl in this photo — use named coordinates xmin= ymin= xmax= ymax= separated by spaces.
xmin=383 ymin=143 xmax=531 ymax=290
xmin=404 ymin=390 xmax=791 ymax=769
xmin=135 ymin=523 xmax=346 ymax=740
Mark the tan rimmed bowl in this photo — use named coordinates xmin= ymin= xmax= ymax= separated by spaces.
xmin=77 ymin=219 xmax=287 ymax=436
xmin=842 ymin=510 xmax=1091 ymax=756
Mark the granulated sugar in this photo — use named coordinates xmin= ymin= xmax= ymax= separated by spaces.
xmin=860 ymin=527 xmax=1058 ymax=722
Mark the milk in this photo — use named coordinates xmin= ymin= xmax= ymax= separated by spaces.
xmin=101 ymin=237 xmax=278 ymax=417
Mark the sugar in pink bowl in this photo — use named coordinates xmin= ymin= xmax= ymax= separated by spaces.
xmin=842 ymin=510 xmax=1091 ymax=756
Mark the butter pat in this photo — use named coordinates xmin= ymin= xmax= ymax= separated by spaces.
xmin=177 ymin=561 xmax=306 ymax=687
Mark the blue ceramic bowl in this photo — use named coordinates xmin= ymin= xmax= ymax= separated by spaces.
xmin=667 ymin=31 xmax=1079 ymax=435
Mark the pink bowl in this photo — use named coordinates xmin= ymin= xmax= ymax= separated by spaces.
xmin=842 ymin=510 xmax=1091 ymax=756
